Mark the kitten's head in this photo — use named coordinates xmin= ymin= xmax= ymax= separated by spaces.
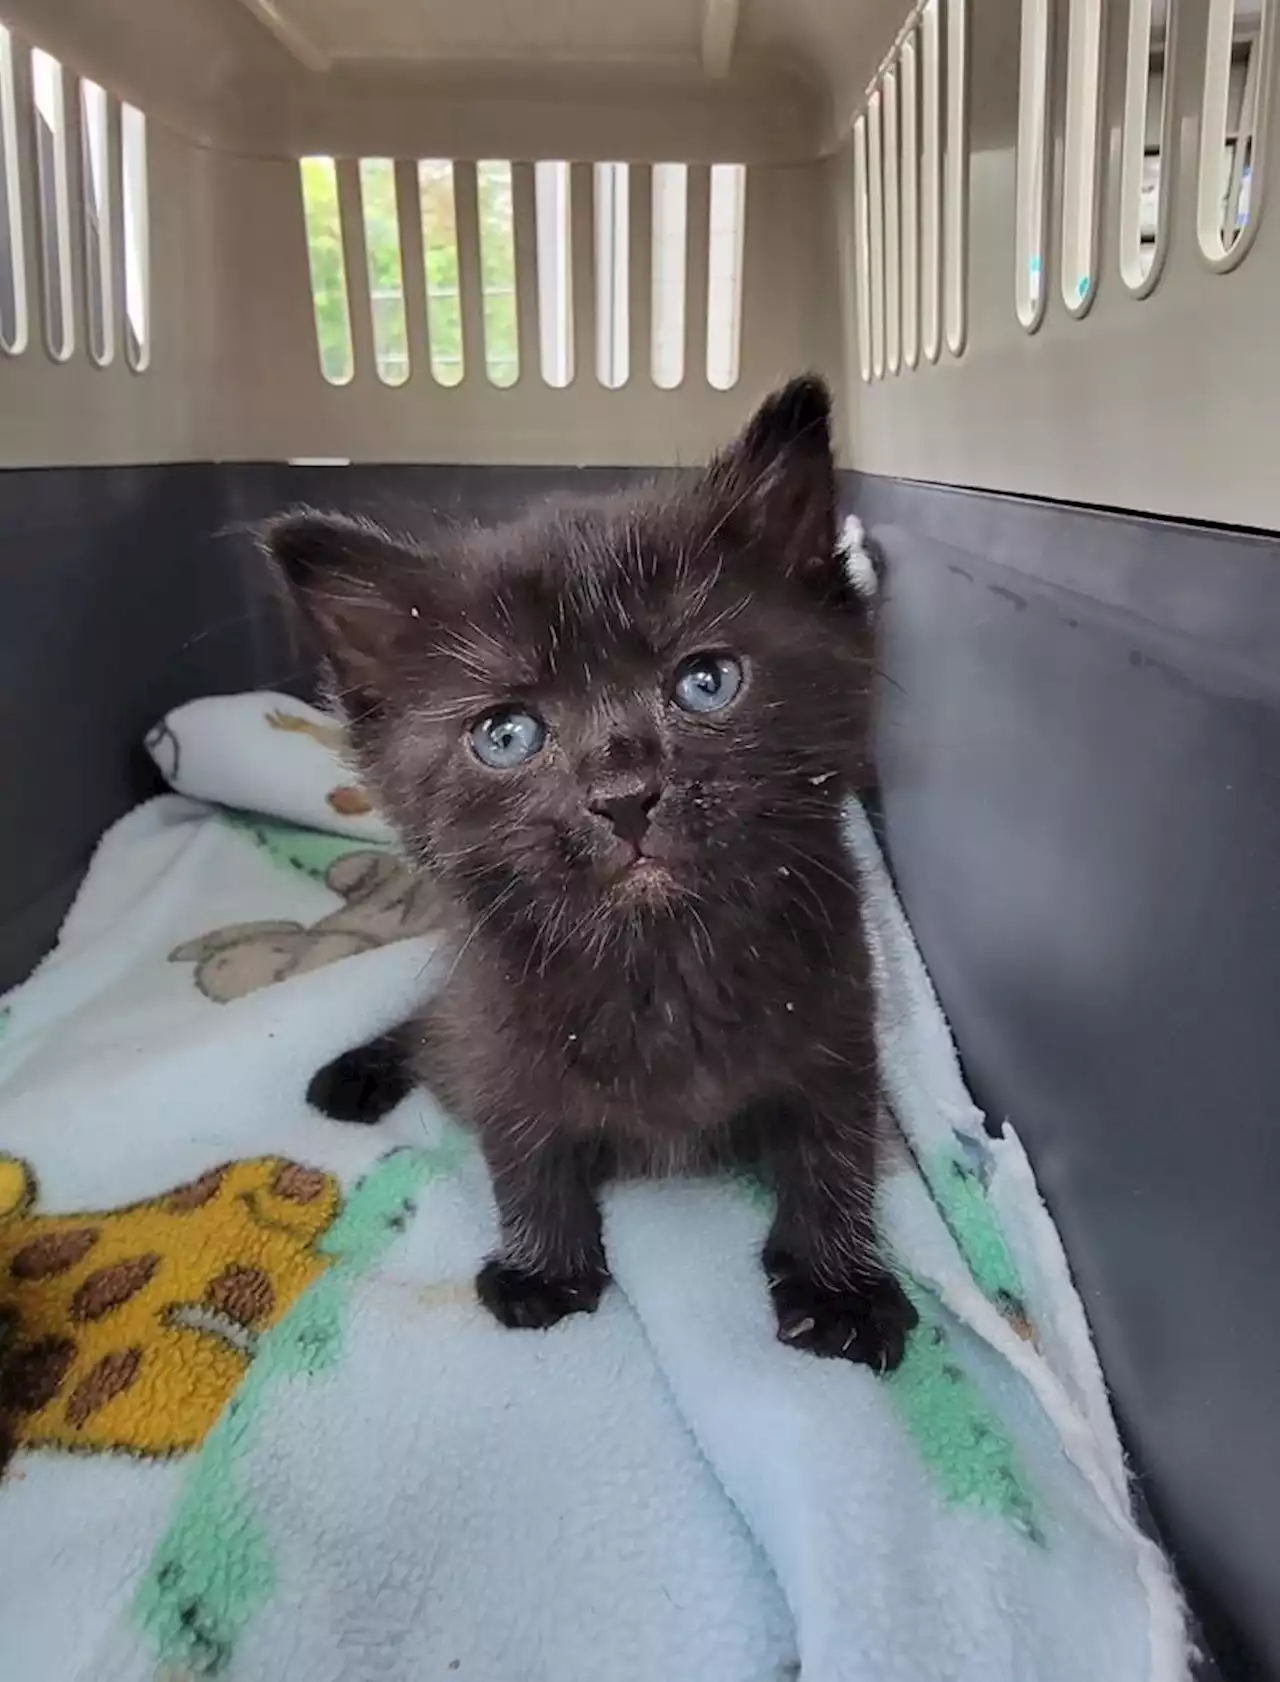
xmin=264 ymin=377 xmax=875 ymax=954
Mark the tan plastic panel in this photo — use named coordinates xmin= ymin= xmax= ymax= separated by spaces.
xmin=0 ymin=105 xmax=221 ymax=466
xmin=845 ymin=0 xmax=1280 ymax=530
xmin=5 ymin=0 xmax=911 ymax=165
xmin=208 ymin=153 xmax=843 ymax=466
xmin=254 ymin=0 xmax=706 ymax=68
xmin=0 ymin=8 xmax=844 ymax=472
xmin=13 ymin=0 xmax=1280 ymax=521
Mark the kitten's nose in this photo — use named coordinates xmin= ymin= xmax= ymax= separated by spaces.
xmin=588 ymin=780 xmax=661 ymax=846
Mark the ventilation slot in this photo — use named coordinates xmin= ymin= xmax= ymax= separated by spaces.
xmin=300 ymin=157 xmax=353 ymax=386
xmin=32 ymin=48 xmax=73 ymax=363
xmin=920 ymin=0 xmax=942 ymax=363
xmin=651 ymin=163 xmax=688 ymax=389
xmin=1120 ymin=0 xmax=1175 ymax=294
xmin=79 ymin=80 xmax=113 ymax=366
xmin=943 ymin=0 xmax=969 ymax=355
xmin=868 ymin=88 xmax=886 ymax=381
xmin=883 ymin=65 xmax=901 ymax=375
xmin=477 ymin=160 xmax=518 ymax=388
xmin=1061 ymin=0 xmax=1104 ymax=316
xmin=899 ymin=32 xmax=919 ymax=371
xmin=418 ymin=160 xmax=463 ymax=386
xmin=358 ymin=158 xmax=409 ymax=387
xmin=853 ymin=115 xmax=872 ymax=383
xmin=705 ymin=163 xmax=745 ymax=391
xmin=1016 ymin=0 xmax=1051 ymax=330
xmin=1197 ymin=0 xmax=1273 ymax=270
xmin=0 ymin=26 xmax=27 ymax=355
xmin=595 ymin=162 xmax=629 ymax=388
xmin=536 ymin=160 xmax=573 ymax=388
xmin=120 ymin=103 xmax=149 ymax=371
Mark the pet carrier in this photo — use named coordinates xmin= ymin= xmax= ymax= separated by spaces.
xmin=0 ymin=2 xmax=1275 ymax=1679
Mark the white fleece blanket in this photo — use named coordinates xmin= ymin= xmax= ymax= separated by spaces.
xmin=0 ymin=705 xmax=1190 ymax=1682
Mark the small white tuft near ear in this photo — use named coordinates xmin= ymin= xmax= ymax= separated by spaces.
xmin=838 ymin=515 xmax=878 ymax=598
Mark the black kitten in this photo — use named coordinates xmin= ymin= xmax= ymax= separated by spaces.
xmin=265 ymin=376 xmax=917 ymax=1371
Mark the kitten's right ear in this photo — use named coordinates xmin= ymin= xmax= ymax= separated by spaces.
xmin=710 ymin=376 xmax=845 ymax=605
xmin=261 ymin=509 xmax=420 ymax=708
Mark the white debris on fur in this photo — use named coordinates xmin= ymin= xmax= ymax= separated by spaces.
xmin=838 ymin=514 xmax=878 ymax=599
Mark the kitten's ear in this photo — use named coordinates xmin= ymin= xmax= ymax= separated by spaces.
xmin=715 ymin=375 xmax=845 ymax=603
xmin=261 ymin=509 xmax=421 ymax=710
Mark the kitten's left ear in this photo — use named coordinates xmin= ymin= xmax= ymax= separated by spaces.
xmin=715 ymin=375 xmax=845 ymax=603
xmin=260 ymin=508 xmax=424 ymax=718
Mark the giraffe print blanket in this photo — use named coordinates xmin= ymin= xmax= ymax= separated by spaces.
xmin=0 ymin=778 xmax=1189 ymax=1681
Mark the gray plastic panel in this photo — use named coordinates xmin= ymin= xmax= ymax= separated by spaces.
xmin=0 ymin=466 xmax=294 ymax=990
xmin=855 ymin=469 xmax=1280 ymax=1682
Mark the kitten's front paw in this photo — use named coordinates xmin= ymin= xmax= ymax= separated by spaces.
xmin=307 ymin=1038 xmax=413 ymax=1124
xmin=767 ymin=1253 xmax=918 ymax=1372
xmin=476 ymin=1259 xmax=608 ymax=1330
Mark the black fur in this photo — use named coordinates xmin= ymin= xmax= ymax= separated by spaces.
xmin=274 ymin=376 xmax=917 ymax=1369
xmin=307 ymin=1031 xmax=414 ymax=1123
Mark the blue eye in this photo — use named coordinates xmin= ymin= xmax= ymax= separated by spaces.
xmin=672 ymin=652 xmax=744 ymax=715
xmin=469 ymin=707 xmax=547 ymax=769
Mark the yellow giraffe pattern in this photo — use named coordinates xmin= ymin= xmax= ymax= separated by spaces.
xmin=0 ymin=1154 xmax=340 ymax=1460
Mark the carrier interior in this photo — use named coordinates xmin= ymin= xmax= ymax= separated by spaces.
xmin=2 ymin=1 xmax=1279 ymax=1676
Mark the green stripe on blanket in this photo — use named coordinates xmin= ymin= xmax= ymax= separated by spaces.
xmin=133 ymin=1142 xmax=464 ymax=1677
xmin=218 ymin=810 xmax=393 ymax=884
xmin=735 ymin=1173 xmax=1037 ymax=1536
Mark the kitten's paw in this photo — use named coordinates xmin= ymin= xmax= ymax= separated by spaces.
xmin=476 ymin=1259 xmax=608 ymax=1330
xmin=307 ymin=1037 xmax=413 ymax=1124
xmin=766 ymin=1253 xmax=918 ymax=1372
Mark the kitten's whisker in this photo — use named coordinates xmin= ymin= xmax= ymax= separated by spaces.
xmin=443 ymin=880 xmax=521 ymax=985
